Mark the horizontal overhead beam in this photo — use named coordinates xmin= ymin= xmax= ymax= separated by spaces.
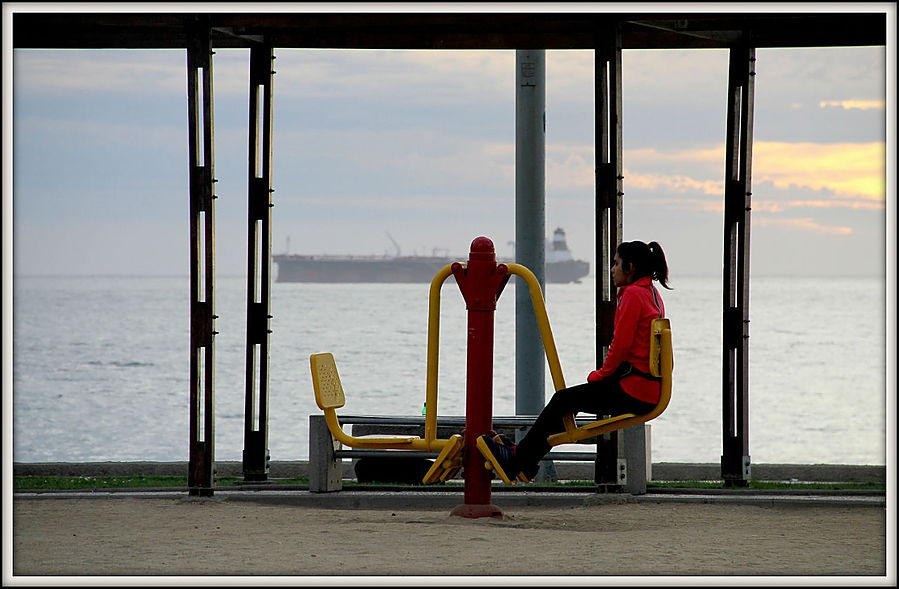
xmin=622 ymin=13 xmax=887 ymax=48
xmin=12 ymin=12 xmax=887 ymax=50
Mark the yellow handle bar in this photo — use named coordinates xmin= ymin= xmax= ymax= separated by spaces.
xmin=423 ymin=262 xmax=567 ymax=446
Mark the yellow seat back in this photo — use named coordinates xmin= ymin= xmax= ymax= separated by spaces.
xmin=649 ymin=317 xmax=669 ymax=378
xmin=311 ymin=353 xmax=346 ymax=411
xmin=644 ymin=317 xmax=673 ymax=420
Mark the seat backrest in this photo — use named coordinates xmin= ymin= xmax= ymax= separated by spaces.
xmin=647 ymin=318 xmax=673 ymax=418
xmin=649 ymin=317 xmax=670 ymax=378
xmin=310 ymin=353 xmax=346 ymax=411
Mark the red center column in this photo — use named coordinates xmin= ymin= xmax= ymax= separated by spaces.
xmin=450 ymin=236 xmax=510 ymax=519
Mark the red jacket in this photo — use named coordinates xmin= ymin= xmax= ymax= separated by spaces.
xmin=587 ymin=276 xmax=665 ymax=404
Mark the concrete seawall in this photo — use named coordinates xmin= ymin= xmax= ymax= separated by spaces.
xmin=13 ymin=461 xmax=886 ymax=483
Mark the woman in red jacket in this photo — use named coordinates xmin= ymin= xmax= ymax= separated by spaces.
xmin=480 ymin=240 xmax=671 ymax=483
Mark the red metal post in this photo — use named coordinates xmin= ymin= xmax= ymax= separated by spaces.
xmin=450 ymin=237 xmax=510 ymax=519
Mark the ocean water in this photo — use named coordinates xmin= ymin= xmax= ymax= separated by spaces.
xmin=11 ymin=273 xmax=888 ymax=466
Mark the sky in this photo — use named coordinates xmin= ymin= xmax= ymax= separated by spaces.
xmin=3 ymin=4 xmax=896 ymax=279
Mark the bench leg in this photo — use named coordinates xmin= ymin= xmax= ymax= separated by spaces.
xmin=309 ymin=414 xmax=343 ymax=492
xmin=621 ymin=424 xmax=651 ymax=495
xmin=535 ymin=459 xmax=558 ymax=482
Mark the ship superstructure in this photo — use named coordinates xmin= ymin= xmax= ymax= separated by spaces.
xmin=273 ymin=228 xmax=589 ymax=283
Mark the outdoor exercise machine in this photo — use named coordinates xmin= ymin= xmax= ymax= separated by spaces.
xmin=478 ymin=316 xmax=673 ymax=484
xmin=310 ymin=236 xmax=673 ymax=519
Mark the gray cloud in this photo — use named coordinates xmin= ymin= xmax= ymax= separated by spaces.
xmin=9 ymin=45 xmax=889 ymax=277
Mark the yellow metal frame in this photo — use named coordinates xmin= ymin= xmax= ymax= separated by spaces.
xmin=310 ymin=352 xmax=459 ymax=453
xmin=421 ymin=433 xmax=465 ymax=484
xmin=546 ymin=318 xmax=673 ymax=446
xmin=423 ymin=264 xmax=456 ymax=447
xmin=431 ymin=262 xmax=573 ymax=486
xmin=505 ymin=264 xmax=567 ymax=392
xmin=423 ymin=262 xmax=567 ymax=440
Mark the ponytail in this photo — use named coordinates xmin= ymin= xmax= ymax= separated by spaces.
xmin=647 ymin=241 xmax=671 ymax=289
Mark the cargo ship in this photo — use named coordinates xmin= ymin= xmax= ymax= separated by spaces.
xmin=273 ymin=227 xmax=590 ymax=284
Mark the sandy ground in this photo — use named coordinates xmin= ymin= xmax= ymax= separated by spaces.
xmin=10 ymin=495 xmax=889 ymax=580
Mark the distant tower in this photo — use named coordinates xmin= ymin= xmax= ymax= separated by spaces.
xmin=552 ymin=227 xmax=567 ymax=251
xmin=546 ymin=228 xmax=574 ymax=264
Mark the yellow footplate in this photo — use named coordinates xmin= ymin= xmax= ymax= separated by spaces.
xmin=422 ymin=434 xmax=464 ymax=484
xmin=476 ymin=435 xmax=518 ymax=485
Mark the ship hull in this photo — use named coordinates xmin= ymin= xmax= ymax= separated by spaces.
xmin=273 ymin=255 xmax=450 ymax=283
xmin=273 ymin=255 xmax=590 ymax=284
xmin=545 ymin=259 xmax=591 ymax=284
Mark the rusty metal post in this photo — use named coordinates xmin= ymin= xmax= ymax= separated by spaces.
xmin=187 ymin=21 xmax=217 ymax=496
xmin=594 ymin=20 xmax=624 ymax=490
xmin=242 ymin=45 xmax=275 ymax=482
xmin=721 ymin=44 xmax=755 ymax=487
xmin=450 ymin=237 xmax=510 ymax=519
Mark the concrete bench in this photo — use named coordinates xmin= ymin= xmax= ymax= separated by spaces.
xmin=309 ymin=414 xmax=651 ymax=493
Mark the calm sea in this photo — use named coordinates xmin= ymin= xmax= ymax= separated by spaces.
xmin=11 ymin=273 xmax=888 ymax=466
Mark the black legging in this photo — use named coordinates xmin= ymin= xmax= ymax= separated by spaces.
xmin=511 ymin=377 xmax=658 ymax=480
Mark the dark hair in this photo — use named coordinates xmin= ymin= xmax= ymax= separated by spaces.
xmin=617 ymin=240 xmax=671 ymax=289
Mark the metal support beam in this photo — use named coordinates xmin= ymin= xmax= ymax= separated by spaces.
xmin=721 ymin=45 xmax=755 ymax=487
xmin=242 ymin=45 xmax=276 ymax=482
xmin=187 ymin=21 xmax=217 ymax=496
xmin=594 ymin=22 xmax=624 ymax=489
xmin=515 ymin=50 xmax=553 ymax=480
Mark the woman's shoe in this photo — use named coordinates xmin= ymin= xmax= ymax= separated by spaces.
xmin=477 ymin=434 xmax=519 ymax=485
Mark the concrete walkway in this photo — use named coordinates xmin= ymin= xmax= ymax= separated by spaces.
xmin=13 ymin=459 xmax=887 ymax=482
